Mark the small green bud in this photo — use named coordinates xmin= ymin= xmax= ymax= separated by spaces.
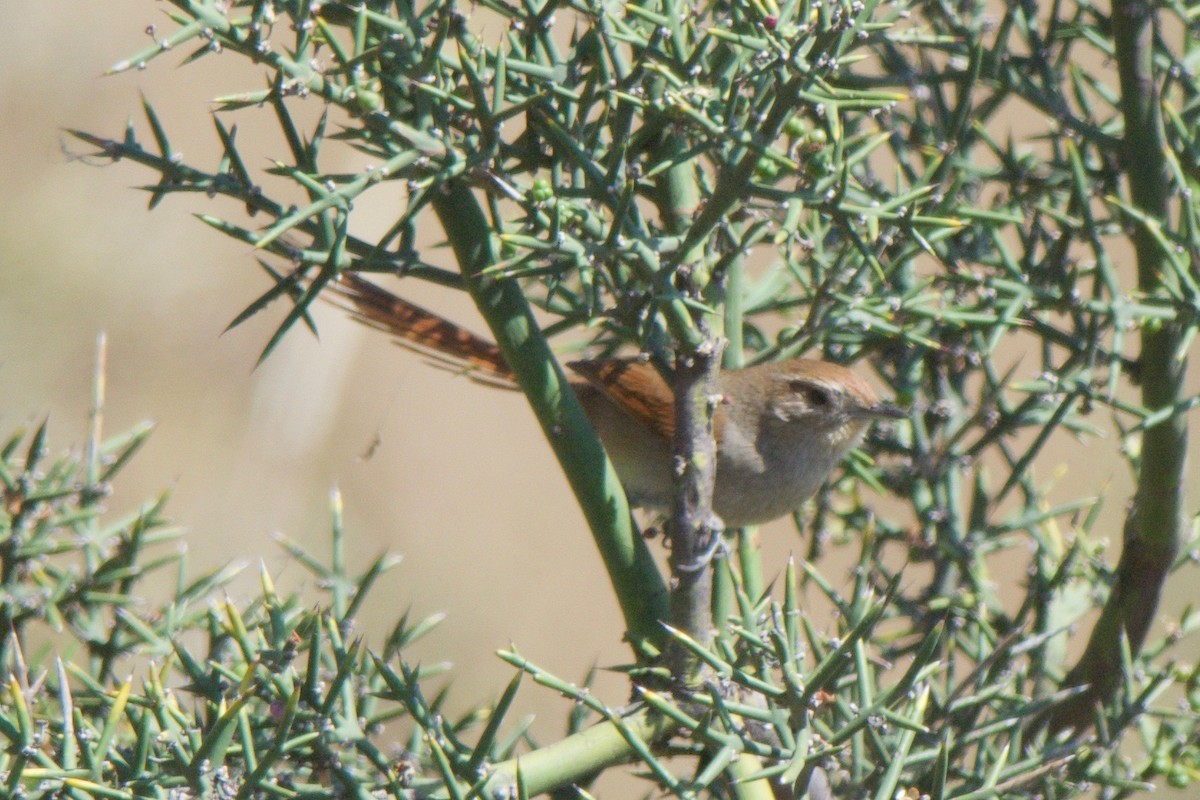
xmin=531 ymin=178 xmax=555 ymax=201
xmin=783 ymin=115 xmax=808 ymax=139
xmin=804 ymin=151 xmax=832 ymax=179
xmin=754 ymin=158 xmax=779 ymax=181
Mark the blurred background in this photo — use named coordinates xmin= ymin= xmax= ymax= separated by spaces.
xmin=2 ymin=5 xmax=638 ymax=718
xmin=1 ymin=4 xmax=1195 ymax=756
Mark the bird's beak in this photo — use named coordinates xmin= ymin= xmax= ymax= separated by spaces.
xmin=859 ymin=402 xmax=907 ymax=420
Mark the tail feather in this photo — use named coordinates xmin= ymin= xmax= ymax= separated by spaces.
xmin=326 ymin=274 xmax=516 ymax=387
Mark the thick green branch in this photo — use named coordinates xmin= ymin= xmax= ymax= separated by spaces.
xmin=1049 ymin=0 xmax=1185 ymax=733
xmin=431 ymin=179 xmax=669 ymax=655
xmin=474 ymin=707 xmax=676 ymax=798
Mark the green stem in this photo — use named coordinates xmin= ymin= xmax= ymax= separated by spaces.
xmin=1048 ymin=0 xmax=1184 ymax=733
xmin=432 ymin=179 xmax=669 ymax=655
xmin=674 ymin=74 xmax=805 ymax=268
xmin=723 ymin=255 xmax=764 ymax=604
xmin=727 ymin=753 xmax=780 ymax=800
xmin=475 ymin=708 xmax=675 ymax=798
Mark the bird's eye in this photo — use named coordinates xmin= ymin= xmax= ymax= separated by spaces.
xmin=788 ymin=380 xmax=831 ymax=407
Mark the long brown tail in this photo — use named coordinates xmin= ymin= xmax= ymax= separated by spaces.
xmin=325 ymin=274 xmax=516 ymax=386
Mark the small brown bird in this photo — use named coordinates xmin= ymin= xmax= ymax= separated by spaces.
xmin=328 ymin=275 xmax=903 ymax=527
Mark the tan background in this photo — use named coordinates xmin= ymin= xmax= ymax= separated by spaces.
xmin=1 ymin=3 xmax=639 ymax=729
xmin=1 ymin=4 xmax=1195 ymax=791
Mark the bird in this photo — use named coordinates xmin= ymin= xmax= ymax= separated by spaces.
xmin=326 ymin=273 xmax=903 ymax=527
